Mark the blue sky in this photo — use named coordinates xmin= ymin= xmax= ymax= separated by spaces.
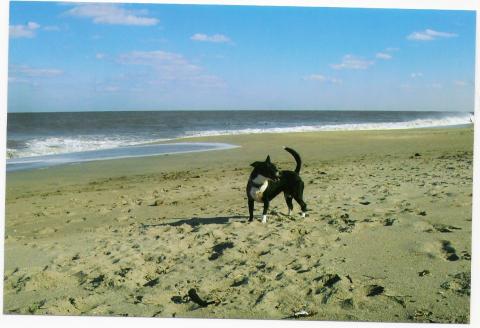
xmin=7 ymin=1 xmax=476 ymax=112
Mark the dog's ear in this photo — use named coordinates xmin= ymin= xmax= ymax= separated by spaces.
xmin=250 ymin=161 xmax=262 ymax=168
xmin=265 ymin=155 xmax=271 ymax=163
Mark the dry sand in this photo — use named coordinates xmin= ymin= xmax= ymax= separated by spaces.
xmin=3 ymin=127 xmax=473 ymax=323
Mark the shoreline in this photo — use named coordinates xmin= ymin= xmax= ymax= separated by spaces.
xmin=6 ymin=125 xmax=473 ymax=174
xmin=4 ymin=127 xmax=473 ymax=322
xmin=6 ymin=110 xmax=473 ymax=162
xmin=6 ymin=142 xmax=239 ymax=173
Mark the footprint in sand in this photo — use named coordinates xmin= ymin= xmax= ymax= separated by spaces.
xmin=433 ymin=224 xmax=461 ymax=233
xmin=209 ymin=241 xmax=234 ymax=260
xmin=440 ymin=272 xmax=470 ymax=296
xmin=143 ymin=277 xmax=160 ymax=287
xmin=461 ymin=251 xmax=471 ymax=260
xmin=36 ymin=227 xmax=58 ymax=234
xmin=365 ymin=284 xmax=385 ymax=297
xmin=384 ymin=218 xmax=397 ymax=226
xmin=440 ymin=241 xmax=460 ymax=261
xmin=26 ymin=299 xmax=47 ymax=314
xmin=89 ymin=274 xmax=105 ymax=289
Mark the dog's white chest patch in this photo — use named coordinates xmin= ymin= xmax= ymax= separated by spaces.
xmin=250 ymin=180 xmax=268 ymax=202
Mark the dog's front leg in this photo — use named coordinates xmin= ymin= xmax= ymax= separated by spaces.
xmin=248 ymin=199 xmax=255 ymax=222
xmin=262 ymin=200 xmax=270 ymax=223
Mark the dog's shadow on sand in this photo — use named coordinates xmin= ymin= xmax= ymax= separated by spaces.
xmin=141 ymin=215 xmax=249 ymax=228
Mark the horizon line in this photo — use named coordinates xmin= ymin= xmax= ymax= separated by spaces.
xmin=7 ymin=108 xmax=474 ymax=114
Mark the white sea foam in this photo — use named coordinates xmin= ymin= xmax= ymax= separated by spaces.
xmin=7 ymin=142 xmax=238 ymax=172
xmin=183 ymin=114 xmax=472 ymax=138
xmin=7 ymin=136 xmax=167 ymax=159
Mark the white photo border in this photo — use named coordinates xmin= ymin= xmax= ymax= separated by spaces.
xmin=0 ymin=1 xmax=478 ymax=328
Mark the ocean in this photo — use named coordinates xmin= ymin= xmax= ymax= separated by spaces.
xmin=6 ymin=110 xmax=472 ymax=171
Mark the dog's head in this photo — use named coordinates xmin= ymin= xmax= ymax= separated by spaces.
xmin=250 ymin=155 xmax=280 ymax=181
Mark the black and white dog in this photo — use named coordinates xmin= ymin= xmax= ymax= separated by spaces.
xmin=246 ymin=147 xmax=307 ymax=223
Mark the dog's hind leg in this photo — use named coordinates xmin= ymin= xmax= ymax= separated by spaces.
xmin=284 ymin=193 xmax=294 ymax=216
xmin=294 ymin=196 xmax=307 ymax=218
xmin=293 ymin=183 xmax=307 ymax=218
xmin=295 ymin=198 xmax=307 ymax=218
xmin=248 ymin=199 xmax=255 ymax=222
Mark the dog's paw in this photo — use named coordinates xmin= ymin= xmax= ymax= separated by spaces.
xmin=301 ymin=212 xmax=306 ymax=218
xmin=262 ymin=215 xmax=268 ymax=224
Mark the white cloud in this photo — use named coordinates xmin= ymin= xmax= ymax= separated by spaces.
xmin=103 ymin=86 xmax=120 ymax=92
xmin=190 ymin=33 xmax=231 ymax=43
xmin=43 ymin=25 xmax=60 ymax=32
xmin=407 ymin=29 xmax=457 ymax=41
xmin=453 ymin=80 xmax=468 ymax=87
xmin=9 ymin=22 xmax=40 ymax=38
xmin=331 ymin=55 xmax=374 ymax=70
xmin=117 ymin=50 xmax=224 ymax=87
xmin=96 ymin=53 xmax=107 ymax=60
xmin=385 ymin=47 xmax=400 ymax=52
xmin=376 ymin=52 xmax=392 ymax=60
xmin=410 ymin=72 xmax=423 ymax=78
xmin=427 ymin=83 xmax=442 ymax=89
xmin=9 ymin=65 xmax=63 ymax=86
xmin=303 ymin=74 xmax=342 ymax=84
xmin=8 ymin=77 xmax=35 ymax=85
xmin=65 ymin=4 xmax=159 ymax=26
xmin=10 ymin=65 xmax=63 ymax=78
xmin=118 ymin=51 xmax=200 ymax=75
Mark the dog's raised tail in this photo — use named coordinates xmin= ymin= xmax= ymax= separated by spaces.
xmin=283 ymin=146 xmax=302 ymax=173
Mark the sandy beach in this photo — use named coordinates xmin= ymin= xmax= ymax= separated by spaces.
xmin=3 ymin=127 xmax=473 ymax=323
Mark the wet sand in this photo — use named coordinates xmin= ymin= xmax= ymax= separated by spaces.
xmin=3 ymin=127 xmax=473 ymax=323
